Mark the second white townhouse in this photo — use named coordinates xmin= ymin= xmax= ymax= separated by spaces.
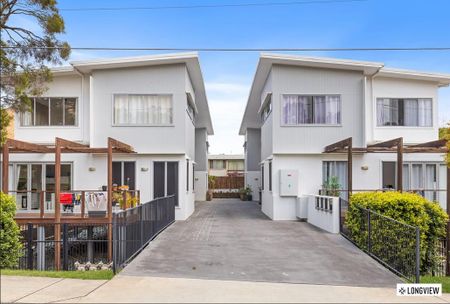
xmin=240 ymin=53 xmax=450 ymax=220
xmin=5 ymin=52 xmax=213 ymax=220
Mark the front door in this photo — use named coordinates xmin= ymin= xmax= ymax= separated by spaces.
xmin=153 ymin=161 xmax=179 ymax=206
xmin=15 ymin=164 xmax=43 ymax=211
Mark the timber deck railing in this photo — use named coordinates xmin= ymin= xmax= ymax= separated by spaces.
xmin=10 ymin=189 xmax=141 ymax=219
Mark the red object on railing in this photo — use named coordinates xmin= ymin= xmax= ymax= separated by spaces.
xmin=60 ymin=193 xmax=73 ymax=205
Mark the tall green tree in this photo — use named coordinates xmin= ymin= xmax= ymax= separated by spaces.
xmin=0 ymin=0 xmax=70 ymax=143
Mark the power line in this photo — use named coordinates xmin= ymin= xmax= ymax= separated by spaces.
xmin=59 ymin=0 xmax=367 ymax=12
xmin=2 ymin=46 xmax=450 ymax=52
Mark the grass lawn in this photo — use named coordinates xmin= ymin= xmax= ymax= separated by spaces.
xmin=1 ymin=269 xmax=114 ymax=280
xmin=421 ymin=276 xmax=450 ymax=293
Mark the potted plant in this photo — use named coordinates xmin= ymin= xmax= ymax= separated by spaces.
xmin=207 ymin=175 xmax=216 ymax=201
xmin=245 ymin=185 xmax=253 ymax=201
xmin=322 ymin=176 xmax=341 ymax=197
xmin=239 ymin=187 xmax=246 ymax=201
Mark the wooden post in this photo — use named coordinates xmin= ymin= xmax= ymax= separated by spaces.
xmin=107 ymin=138 xmax=113 ymax=262
xmin=347 ymin=137 xmax=352 ymax=200
xmin=54 ymin=140 xmax=61 ymax=270
xmin=2 ymin=140 xmax=9 ymax=193
xmin=81 ymin=191 xmax=85 ymax=218
xmin=39 ymin=191 xmax=44 ymax=218
xmin=397 ymin=138 xmax=403 ymax=192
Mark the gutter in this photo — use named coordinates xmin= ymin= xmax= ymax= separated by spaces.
xmin=72 ymin=66 xmax=88 ymax=145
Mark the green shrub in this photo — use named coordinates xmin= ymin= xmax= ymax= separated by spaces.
xmin=346 ymin=192 xmax=448 ymax=275
xmin=0 ymin=192 xmax=22 ymax=268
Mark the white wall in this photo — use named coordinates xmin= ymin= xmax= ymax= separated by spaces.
xmin=245 ymin=171 xmax=260 ymax=201
xmin=371 ymin=77 xmax=440 ymax=144
xmin=271 ymin=65 xmax=365 ymax=153
xmin=90 ymin=64 xmax=187 ymax=152
xmin=262 ymin=152 xmax=447 ymax=220
xmin=8 ymin=153 xmax=195 ymax=220
xmin=14 ymin=74 xmax=88 ymax=144
xmin=194 ymin=171 xmax=208 ymax=201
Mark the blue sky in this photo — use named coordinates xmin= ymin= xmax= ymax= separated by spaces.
xmin=28 ymin=0 xmax=450 ymax=153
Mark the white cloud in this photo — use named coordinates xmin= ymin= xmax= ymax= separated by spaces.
xmin=206 ymin=81 xmax=249 ymax=154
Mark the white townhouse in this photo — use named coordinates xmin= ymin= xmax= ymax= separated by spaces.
xmin=5 ymin=53 xmax=213 ymax=220
xmin=240 ymin=53 xmax=450 ymax=220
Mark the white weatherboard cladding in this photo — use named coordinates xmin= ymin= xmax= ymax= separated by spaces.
xmin=271 ymin=65 xmax=365 ymax=153
xmin=8 ymin=153 xmax=195 ymax=220
xmin=245 ymin=128 xmax=261 ymax=171
xmin=261 ymin=114 xmax=273 ymax=161
xmin=14 ymin=74 xmax=88 ymax=144
xmin=261 ymin=153 xmax=446 ymax=220
xmin=195 ymin=128 xmax=208 ymax=171
xmin=90 ymin=64 xmax=187 ymax=152
xmin=371 ymin=77 xmax=439 ymax=144
xmin=245 ymin=171 xmax=260 ymax=201
xmin=194 ymin=171 xmax=208 ymax=201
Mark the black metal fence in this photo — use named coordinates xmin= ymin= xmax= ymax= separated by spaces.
xmin=112 ymin=195 xmax=176 ymax=273
xmin=339 ymin=198 xmax=420 ymax=283
xmin=18 ymin=223 xmax=108 ymax=271
xmin=15 ymin=195 xmax=175 ymax=272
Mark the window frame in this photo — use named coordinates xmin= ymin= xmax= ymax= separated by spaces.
xmin=268 ymin=161 xmax=272 ymax=192
xmin=375 ymin=97 xmax=433 ymax=128
xmin=112 ymin=161 xmax=136 ymax=190
xmin=261 ymin=163 xmax=265 ymax=191
xmin=261 ymin=97 xmax=272 ymax=123
xmin=20 ymin=97 xmax=79 ymax=127
xmin=112 ymin=93 xmax=174 ymax=127
xmin=281 ymin=94 xmax=342 ymax=127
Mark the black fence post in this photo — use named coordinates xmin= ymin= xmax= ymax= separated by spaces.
xmin=27 ymin=223 xmax=33 ymax=270
xmin=416 ymin=227 xmax=421 ymax=283
xmin=112 ymin=214 xmax=116 ymax=274
xmin=367 ymin=210 xmax=372 ymax=253
xmin=140 ymin=205 xmax=144 ymax=248
xmin=62 ymin=224 xmax=68 ymax=271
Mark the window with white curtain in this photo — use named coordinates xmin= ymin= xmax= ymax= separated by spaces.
xmin=376 ymin=98 xmax=432 ymax=127
xmin=113 ymin=94 xmax=173 ymax=125
xmin=21 ymin=97 xmax=77 ymax=126
xmin=282 ymin=95 xmax=341 ymax=125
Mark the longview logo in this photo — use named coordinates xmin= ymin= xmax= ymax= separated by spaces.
xmin=396 ymin=284 xmax=442 ymax=297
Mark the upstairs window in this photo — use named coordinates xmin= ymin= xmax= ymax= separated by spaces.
xmin=113 ymin=94 xmax=173 ymax=125
xmin=376 ymin=98 xmax=432 ymax=127
xmin=186 ymin=94 xmax=196 ymax=123
xmin=210 ymin=160 xmax=225 ymax=170
xmin=261 ymin=97 xmax=272 ymax=123
xmin=21 ymin=97 xmax=77 ymax=126
xmin=282 ymin=95 xmax=341 ymax=125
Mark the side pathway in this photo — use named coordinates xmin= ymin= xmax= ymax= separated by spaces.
xmin=1 ymin=276 xmax=108 ymax=303
xmin=2 ymin=275 xmax=450 ymax=303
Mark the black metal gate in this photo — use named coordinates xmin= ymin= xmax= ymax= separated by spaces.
xmin=112 ymin=195 xmax=175 ymax=273
xmin=339 ymin=198 xmax=421 ymax=283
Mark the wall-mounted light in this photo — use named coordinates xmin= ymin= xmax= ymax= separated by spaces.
xmin=361 ymin=165 xmax=369 ymax=171
xmin=88 ymin=167 xmax=96 ymax=172
xmin=141 ymin=167 xmax=149 ymax=172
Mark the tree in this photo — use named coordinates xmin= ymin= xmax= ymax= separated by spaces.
xmin=0 ymin=0 xmax=70 ymax=143
xmin=439 ymin=123 xmax=450 ymax=166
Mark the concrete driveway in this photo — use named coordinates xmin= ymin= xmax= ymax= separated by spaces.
xmin=121 ymin=199 xmax=400 ymax=287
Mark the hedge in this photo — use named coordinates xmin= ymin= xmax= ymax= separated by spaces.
xmin=0 ymin=192 xmax=22 ymax=268
xmin=346 ymin=192 xmax=448 ymax=275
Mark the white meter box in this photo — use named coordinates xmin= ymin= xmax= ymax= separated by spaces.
xmin=279 ymin=169 xmax=298 ymax=196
